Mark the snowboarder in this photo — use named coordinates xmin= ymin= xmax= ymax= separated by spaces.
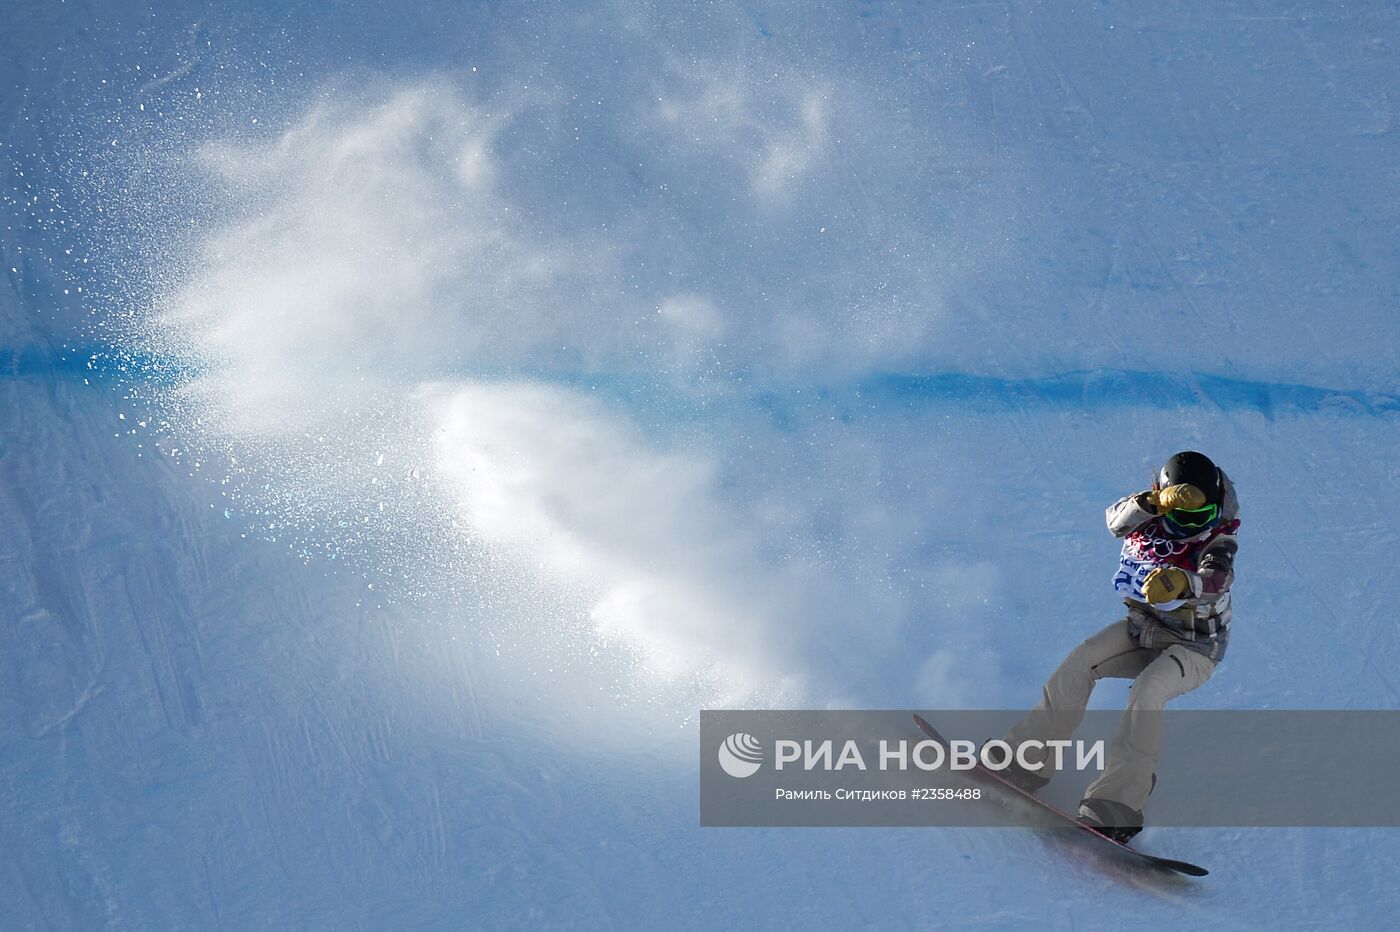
xmin=992 ymin=451 xmax=1239 ymax=843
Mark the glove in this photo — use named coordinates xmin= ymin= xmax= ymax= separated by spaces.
xmin=1147 ymin=483 xmax=1206 ymax=513
xmin=1141 ymin=566 xmax=1192 ymax=604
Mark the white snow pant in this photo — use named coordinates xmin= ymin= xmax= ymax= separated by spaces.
xmin=1004 ymin=617 xmax=1216 ymax=812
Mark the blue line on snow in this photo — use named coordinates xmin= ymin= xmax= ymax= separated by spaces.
xmin=858 ymin=370 xmax=1400 ymax=419
xmin=4 ymin=344 xmax=1397 ymax=419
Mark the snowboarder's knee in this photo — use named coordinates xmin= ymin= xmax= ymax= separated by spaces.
xmin=1124 ymin=684 xmax=1170 ymax=712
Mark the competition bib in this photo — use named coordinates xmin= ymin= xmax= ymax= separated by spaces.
xmin=1112 ymin=530 xmax=1190 ymax=611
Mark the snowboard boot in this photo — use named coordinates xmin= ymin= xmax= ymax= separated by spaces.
xmin=980 ymin=741 xmax=1050 ymax=794
xmin=1076 ymin=797 xmax=1144 ymax=845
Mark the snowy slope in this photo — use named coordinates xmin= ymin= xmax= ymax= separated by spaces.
xmin=4 ymin=1 xmax=1400 ymax=928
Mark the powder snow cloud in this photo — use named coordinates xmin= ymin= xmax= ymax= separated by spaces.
xmin=133 ymin=59 xmax=1015 ymax=718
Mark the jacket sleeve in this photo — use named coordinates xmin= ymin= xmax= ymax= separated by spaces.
xmin=1106 ymin=491 xmax=1157 ymax=538
xmin=1192 ymin=521 xmax=1240 ymax=596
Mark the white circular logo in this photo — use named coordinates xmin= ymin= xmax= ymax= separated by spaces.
xmin=718 ymin=732 xmax=763 ymax=778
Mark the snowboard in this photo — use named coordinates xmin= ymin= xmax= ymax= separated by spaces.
xmin=911 ymin=714 xmax=1208 ymax=877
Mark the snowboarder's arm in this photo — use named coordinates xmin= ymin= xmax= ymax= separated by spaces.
xmin=1106 ymin=491 xmax=1157 ymax=538
xmin=1145 ymin=523 xmax=1240 ymax=601
xmin=1193 ymin=524 xmax=1239 ymax=596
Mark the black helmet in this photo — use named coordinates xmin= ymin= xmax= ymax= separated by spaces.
xmin=1157 ymin=451 xmax=1223 ymax=505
